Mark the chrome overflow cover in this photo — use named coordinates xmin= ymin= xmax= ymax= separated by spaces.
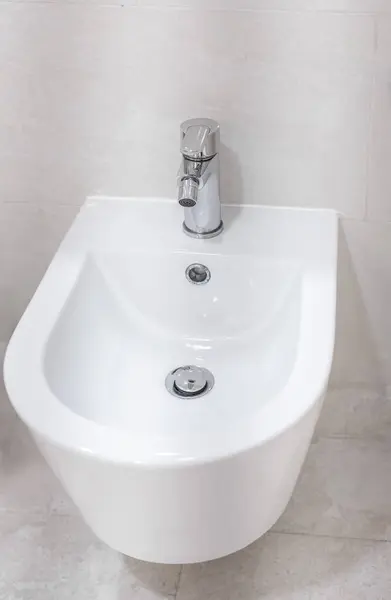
xmin=165 ymin=366 xmax=215 ymax=398
xmin=185 ymin=263 xmax=211 ymax=285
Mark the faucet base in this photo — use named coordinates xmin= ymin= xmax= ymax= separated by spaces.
xmin=183 ymin=221 xmax=224 ymax=240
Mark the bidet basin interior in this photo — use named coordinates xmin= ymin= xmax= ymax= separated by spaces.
xmin=5 ymin=197 xmax=337 ymax=465
xmin=44 ymin=251 xmax=301 ymax=437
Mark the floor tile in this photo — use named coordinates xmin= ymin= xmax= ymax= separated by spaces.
xmin=274 ymin=437 xmax=391 ymax=541
xmin=178 ymin=533 xmax=391 ymax=600
xmin=0 ymin=512 xmax=181 ymax=600
xmin=0 ymin=416 xmax=76 ymax=516
xmin=316 ymin=387 xmax=391 ymax=440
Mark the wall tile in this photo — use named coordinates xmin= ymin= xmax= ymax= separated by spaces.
xmin=0 ymin=203 xmax=78 ymax=339
xmin=0 ymin=4 xmax=134 ymax=205
xmin=15 ymin=0 xmax=124 ymax=5
xmin=367 ymin=17 xmax=391 ymax=221
xmin=1 ymin=333 xmax=74 ymax=513
xmin=0 ymin=203 xmax=78 ymax=255
xmin=0 ymin=512 xmax=181 ymax=599
xmin=0 ymin=6 xmax=373 ymax=216
xmin=0 ymin=250 xmax=54 ymax=341
xmin=330 ymin=221 xmax=384 ymax=386
xmin=0 ymin=417 xmax=76 ymax=516
xmin=0 ymin=343 xmax=13 ymax=418
xmin=178 ymin=532 xmax=391 ymax=600
xmin=0 ymin=345 xmax=77 ymax=516
xmin=376 ymin=12 xmax=391 ymax=66
xmin=11 ymin=0 xmax=123 ymax=5
xmin=135 ymin=1 xmax=391 ymax=13
xmin=274 ymin=437 xmax=391 ymax=541
xmin=332 ymin=219 xmax=391 ymax=385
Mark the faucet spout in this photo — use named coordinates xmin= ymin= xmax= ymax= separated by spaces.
xmin=178 ymin=177 xmax=199 ymax=208
xmin=177 ymin=119 xmax=223 ymax=239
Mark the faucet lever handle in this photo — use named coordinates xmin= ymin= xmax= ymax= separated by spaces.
xmin=180 ymin=118 xmax=220 ymax=160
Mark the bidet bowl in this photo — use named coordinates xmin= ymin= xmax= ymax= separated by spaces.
xmin=4 ymin=197 xmax=338 ymax=563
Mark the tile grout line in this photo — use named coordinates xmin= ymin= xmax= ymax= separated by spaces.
xmin=313 ymin=433 xmax=391 ymax=443
xmin=0 ymin=2 xmax=383 ymax=14
xmin=7 ymin=203 xmax=391 ymax=227
xmin=270 ymin=528 xmax=391 ymax=545
xmin=363 ymin=15 xmax=378 ymax=222
xmin=174 ymin=564 xmax=184 ymax=599
xmin=0 ymin=0 xmax=123 ymax=4
xmin=328 ymin=380 xmax=385 ymax=391
xmin=117 ymin=5 xmax=388 ymax=15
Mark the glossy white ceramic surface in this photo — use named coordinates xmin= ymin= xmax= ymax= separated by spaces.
xmin=4 ymin=197 xmax=338 ymax=563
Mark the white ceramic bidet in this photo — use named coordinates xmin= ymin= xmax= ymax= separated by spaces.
xmin=4 ymin=197 xmax=337 ymax=564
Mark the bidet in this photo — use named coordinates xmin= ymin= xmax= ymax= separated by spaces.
xmin=4 ymin=199 xmax=337 ymax=563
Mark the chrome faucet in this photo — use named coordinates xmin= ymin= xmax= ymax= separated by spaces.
xmin=177 ymin=118 xmax=223 ymax=238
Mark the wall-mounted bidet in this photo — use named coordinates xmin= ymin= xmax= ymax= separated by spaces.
xmin=178 ymin=118 xmax=223 ymax=238
xmin=4 ymin=123 xmax=338 ymax=565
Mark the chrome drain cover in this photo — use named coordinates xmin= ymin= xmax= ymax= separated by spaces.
xmin=165 ymin=366 xmax=215 ymax=398
xmin=185 ymin=263 xmax=211 ymax=285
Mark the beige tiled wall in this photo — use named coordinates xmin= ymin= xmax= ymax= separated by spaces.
xmin=0 ymin=1 xmax=391 ymax=385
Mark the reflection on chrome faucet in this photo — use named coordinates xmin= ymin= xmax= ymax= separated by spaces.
xmin=177 ymin=118 xmax=223 ymax=239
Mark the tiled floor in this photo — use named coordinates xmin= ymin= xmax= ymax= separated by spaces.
xmin=2 ymin=372 xmax=391 ymax=599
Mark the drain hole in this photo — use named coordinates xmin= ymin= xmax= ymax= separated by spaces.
xmin=173 ymin=380 xmax=208 ymax=398
xmin=185 ymin=263 xmax=211 ymax=285
xmin=165 ymin=366 xmax=215 ymax=399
